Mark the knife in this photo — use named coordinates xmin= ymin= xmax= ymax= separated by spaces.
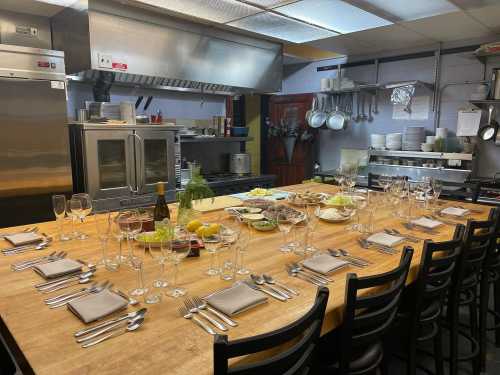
xmin=243 ymin=281 xmax=287 ymax=302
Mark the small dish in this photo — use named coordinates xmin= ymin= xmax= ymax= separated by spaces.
xmin=251 ymin=220 xmax=277 ymax=232
xmin=316 ymin=208 xmax=355 ymax=223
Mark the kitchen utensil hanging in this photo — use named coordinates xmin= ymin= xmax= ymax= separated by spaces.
xmin=308 ymin=96 xmax=327 ymax=128
xmin=305 ymin=96 xmax=316 ymax=126
xmin=326 ymin=94 xmax=346 ymax=130
xmin=478 ymin=104 xmax=498 ymax=141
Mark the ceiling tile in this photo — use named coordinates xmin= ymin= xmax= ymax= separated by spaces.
xmin=274 ymin=0 xmax=392 ymax=34
xmin=466 ymin=4 xmax=500 ymax=30
xmin=350 ymin=24 xmax=435 ymax=52
xmin=401 ymin=11 xmax=492 ymax=42
xmin=137 ymin=0 xmax=261 ymax=23
xmin=242 ymin=0 xmax=298 ymax=8
xmin=350 ymin=0 xmax=458 ymax=21
xmin=228 ymin=11 xmax=338 ymax=43
xmin=308 ymin=34 xmax=371 ymax=55
xmin=450 ymin=0 xmax=500 ymax=10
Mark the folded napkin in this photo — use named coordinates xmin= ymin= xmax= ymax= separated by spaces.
xmin=204 ymin=282 xmax=267 ymax=316
xmin=67 ymin=289 xmax=128 ymax=323
xmin=411 ymin=217 xmax=442 ymax=229
xmin=441 ymin=207 xmax=469 ymax=217
xmin=366 ymin=232 xmax=404 ymax=247
xmin=4 ymin=232 xmax=43 ymax=246
xmin=302 ymin=254 xmax=349 ymax=275
xmin=34 ymin=259 xmax=82 ymax=279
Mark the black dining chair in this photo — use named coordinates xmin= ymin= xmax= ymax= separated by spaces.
xmin=478 ymin=207 xmax=500 ymax=371
xmin=315 ymin=246 xmax=414 ymax=375
xmin=395 ymin=224 xmax=465 ymax=375
xmin=437 ymin=180 xmax=481 ymax=203
xmin=213 ymin=287 xmax=329 ymax=375
xmin=446 ymin=215 xmax=496 ymax=375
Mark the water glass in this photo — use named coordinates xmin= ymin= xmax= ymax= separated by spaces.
xmin=277 ymin=213 xmax=293 ymax=253
xmin=203 ymin=230 xmax=221 ymax=276
xmin=94 ymin=212 xmax=118 ymax=271
xmin=52 ymin=194 xmax=71 ymax=241
xmin=166 ymin=227 xmax=191 ymax=298
xmin=219 ymin=245 xmax=236 ymax=281
xmin=71 ymin=193 xmax=92 ymax=239
xmin=67 ymin=198 xmax=82 ymax=240
xmin=292 ymin=221 xmax=309 ymax=257
xmin=236 ymin=219 xmax=251 ymax=275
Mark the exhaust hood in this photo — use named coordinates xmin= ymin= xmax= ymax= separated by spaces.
xmin=51 ymin=0 xmax=283 ymax=94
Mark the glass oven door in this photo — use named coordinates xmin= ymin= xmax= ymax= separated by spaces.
xmin=134 ymin=130 xmax=176 ymax=199
xmin=83 ymin=130 xmax=136 ymax=200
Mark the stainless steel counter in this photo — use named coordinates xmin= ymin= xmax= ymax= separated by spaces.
xmin=69 ymin=122 xmax=182 ymax=131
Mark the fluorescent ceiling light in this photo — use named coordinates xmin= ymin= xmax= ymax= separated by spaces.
xmin=242 ymin=0 xmax=297 ymax=8
xmin=275 ymin=0 xmax=392 ymax=34
xmin=228 ymin=11 xmax=338 ymax=43
xmin=355 ymin=0 xmax=459 ymax=21
xmin=33 ymin=0 xmax=78 ymax=5
xmin=137 ymin=0 xmax=261 ymax=23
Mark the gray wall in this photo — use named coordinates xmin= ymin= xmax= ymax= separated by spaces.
xmin=282 ymin=49 xmax=500 ymax=178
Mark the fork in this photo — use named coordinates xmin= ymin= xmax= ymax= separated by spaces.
xmin=384 ymin=229 xmax=418 ymax=243
xmin=11 ymin=251 xmax=57 ymax=270
xmin=289 ymin=262 xmax=333 ymax=283
xmin=46 ymin=282 xmax=111 ymax=308
xmin=424 ymin=215 xmax=456 ymax=226
xmin=192 ymin=296 xmax=237 ymax=327
xmin=390 ymin=228 xmax=423 ymax=241
xmin=184 ymin=299 xmax=227 ymax=331
xmin=357 ymin=238 xmax=396 ymax=254
xmin=12 ymin=252 xmax=67 ymax=271
xmin=336 ymin=249 xmax=373 ymax=264
xmin=178 ymin=306 xmax=216 ymax=335
xmin=327 ymin=249 xmax=368 ymax=268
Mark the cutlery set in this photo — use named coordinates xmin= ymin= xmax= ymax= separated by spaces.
xmin=384 ymin=229 xmax=420 ymax=243
xmin=44 ymin=281 xmax=112 ymax=308
xmin=357 ymin=238 xmax=398 ymax=254
xmin=286 ymin=263 xmax=331 ymax=286
xmin=327 ymin=249 xmax=371 ymax=268
xmin=423 ymin=215 xmax=457 ymax=226
xmin=35 ymin=268 xmax=97 ymax=293
xmin=10 ymin=251 xmax=67 ymax=271
xmin=402 ymin=222 xmax=438 ymax=234
xmin=179 ymin=296 xmax=237 ymax=335
xmin=2 ymin=235 xmax=53 ymax=255
xmin=0 ymin=226 xmax=38 ymax=239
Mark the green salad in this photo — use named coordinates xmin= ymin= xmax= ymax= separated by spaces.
xmin=136 ymin=226 xmax=174 ymax=243
xmin=326 ymin=194 xmax=354 ymax=206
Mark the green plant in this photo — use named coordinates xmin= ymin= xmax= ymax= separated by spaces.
xmin=176 ymin=171 xmax=214 ymax=209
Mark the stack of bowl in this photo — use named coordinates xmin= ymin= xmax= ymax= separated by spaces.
xmin=370 ymin=134 xmax=386 ymax=149
xmin=386 ymin=133 xmax=402 ymax=150
xmin=403 ymin=126 xmax=425 ymax=151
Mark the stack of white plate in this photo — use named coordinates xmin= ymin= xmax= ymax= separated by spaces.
xmin=386 ymin=133 xmax=402 ymax=150
xmin=371 ymin=134 xmax=386 ymax=149
xmin=403 ymin=127 xmax=425 ymax=151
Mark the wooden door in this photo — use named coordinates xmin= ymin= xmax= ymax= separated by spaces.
xmin=267 ymin=94 xmax=314 ymax=187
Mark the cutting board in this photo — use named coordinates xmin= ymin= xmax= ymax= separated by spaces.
xmin=191 ymin=196 xmax=243 ymax=212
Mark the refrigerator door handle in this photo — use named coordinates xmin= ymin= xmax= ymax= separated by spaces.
xmin=133 ymin=133 xmax=144 ymax=194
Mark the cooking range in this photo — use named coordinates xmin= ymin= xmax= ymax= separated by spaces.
xmin=200 ymin=173 xmax=277 ymax=196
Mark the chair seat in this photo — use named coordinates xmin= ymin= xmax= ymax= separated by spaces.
xmin=319 ymin=342 xmax=383 ymax=375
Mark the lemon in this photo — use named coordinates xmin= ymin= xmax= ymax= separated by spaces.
xmin=206 ymin=223 xmax=220 ymax=236
xmin=195 ymin=225 xmax=208 ymax=238
xmin=187 ymin=219 xmax=202 ymax=233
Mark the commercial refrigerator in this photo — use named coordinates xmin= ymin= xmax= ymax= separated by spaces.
xmin=0 ymin=44 xmax=72 ymax=227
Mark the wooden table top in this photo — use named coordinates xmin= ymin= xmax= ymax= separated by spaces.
xmin=0 ymin=183 xmax=492 ymax=375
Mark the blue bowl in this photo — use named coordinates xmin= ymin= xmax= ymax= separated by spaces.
xmin=231 ymin=127 xmax=249 ymax=137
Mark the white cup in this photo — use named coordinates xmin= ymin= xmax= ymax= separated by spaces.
xmin=426 ymin=136 xmax=436 ymax=144
xmin=436 ymin=128 xmax=448 ymax=139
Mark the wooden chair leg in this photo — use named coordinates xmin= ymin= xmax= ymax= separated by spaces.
xmin=434 ymin=326 xmax=444 ymax=375
xmin=495 ymin=279 xmax=500 ymax=348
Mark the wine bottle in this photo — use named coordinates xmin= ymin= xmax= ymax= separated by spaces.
xmin=154 ymin=182 xmax=170 ymax=229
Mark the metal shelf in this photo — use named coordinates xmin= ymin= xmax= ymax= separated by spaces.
xmin=320 ymin=83 xmax=379 ymax=95
xmin=369 ymin=163 xmax=472 ymax=172
xmin=470 ymin=99 xmax=500 ymax=109
xmin=369 ymin=150 xmax=473 ymax=161
xmin=383 ymin=80 xmax=434 ymax=91
xmin=180 ymin=136 xmax=253 ymax=143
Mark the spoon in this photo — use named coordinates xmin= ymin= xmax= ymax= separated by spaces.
xmin=327 ymin=249 xmax=367 ymax=268
xmin=77 ymin=314 xmax=146 ymax=343
xmin=81 ymin=318 xmax=145 ymax=348
xmin=36 ymin=270 xmax=96 ymax=290
xmin=47 ymin=282 xmax=111 ymax=308
xmin=75 ymin=308 xmax=148 ymax=338
xmin=337 ymin=249 xmax=373 ymax=264
xmin=262 ymin=274 xmax=299 ymax=296
xmin=41 ymin=276 xmax=93 ymax=293
xmin=390 ymin=228 xmax=423 ymax=241
xmin=114 ymin=289 xmax=139 ymax=306
xmin=286 ymin=266 xmax=324 ymax=286
xmin=384 ymin=229 xmax=418 ymax=243
xmin=250 ymin=274 xmax=291 ymax=299
xmin=289 ymin=263 xmax=332 ymax=283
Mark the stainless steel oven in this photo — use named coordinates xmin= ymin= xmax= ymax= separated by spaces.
xmin=69 ymin=123 xmax=179 ymax=211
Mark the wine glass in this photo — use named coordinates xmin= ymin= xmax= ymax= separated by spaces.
xmin=236 ymin=216 xmax=252 ymax=275
xmin=166 ymin=227 xmax=191 ymax=297
xmin=378 ymin=175 xmax=393 ymax=193
xmin=111 ymin=212 xmax=126 ymax=264
xmin=220 ymin=215 xmax=241 ymax=279
xmin=345 ymin=192 xmax=367 ymax=232
xmin=305 ymin=203 xmax=320 ymax=253
xmin=117 ymin=210 xmax=142 ymax=265
xmin=67 ymin=198 xmax=82 ymax=239
xmin=52 ymin=195 xmax=71 ymax=241
xmin=150 ymin=227 xmax=172 ymax=289
xmin=203 ymin=226 xmax=222 ymax=276
xmin=71 ymin=193 xmax=92 ymax=239
xmin=431 ymin=179 xmax=443 ymax=210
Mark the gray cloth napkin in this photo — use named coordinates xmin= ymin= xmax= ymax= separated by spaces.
xmin=67 ymin=289 xmax=128 ymax=323
xmin=205 ymin=282 xmax=268 ymax=316
xmin=302 ymin=254 xmax=349 ymax=275
xmin=34 ymin=259 xmax=82 ymax=279
xmin=4 ymin=232 xmax=43 ymax=246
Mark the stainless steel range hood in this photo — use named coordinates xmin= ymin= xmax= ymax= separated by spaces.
xmin=51 ymin=0 xmax=283 ymax=94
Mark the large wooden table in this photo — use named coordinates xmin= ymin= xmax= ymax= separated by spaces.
xmin=0 ymin=183 xmax=492 ymax=374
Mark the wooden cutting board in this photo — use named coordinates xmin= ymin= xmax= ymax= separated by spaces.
xmin=191 ymin=196 xmax=243 ymax=212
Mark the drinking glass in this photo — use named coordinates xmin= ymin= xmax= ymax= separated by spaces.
xmin=305 ymin=203 xmax=320 ymax=253
xmin=293 ymin=221 xmax=309 ymax=257
xmin=431 ymin=180 xmax=443 ymax=210
xmin=378 ymin=175 xmax=393 ymax=193
xmin=166 ymin=227 xmax=191 ymax=297
xmin=219 ymin=216 xmax=240 ymax=280
xmin=277 ymin=213 xmax=293 ymax=253
xmin=129 ymin=245 xmax=147 ymax=297
xmin=117 ymin=210 xmax=142 ymax=265
xmin=345 ymin=192 xmax=367 ymax=232
xmin=150 ymin=233 xmax=171 ymax=289
xmin=111 ymin=213 xmax=126 ymax=264
xmin=94 ymin=212 xmax=119 ymax=271
xmin=67 ymin=198 xmax=82 ymax=239
xmin=71 ymin=193 xmax=92 ymax=239
xmin=203 ymin=227 xmax=222 ymax=276
xmin=52 ymin=195 xmax=71 ymax=241
xmin=236 ymin=217 xmax=251 ymax=275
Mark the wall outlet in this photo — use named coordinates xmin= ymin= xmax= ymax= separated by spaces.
xmin=98 ymin=53 xmax=113 ymax=69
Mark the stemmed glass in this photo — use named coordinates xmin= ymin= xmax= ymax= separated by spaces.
xmin=117 ymin=210 xmax=142 ymax=265
xmin=431 ymin=179 xmax=443 ymax=210
xmin=111 ymin=213 xmax=127 ymax=264
xmin=378 ymin=175 xmax=393 ymax=193
xmin=166 ymin=227 xmax=191 ymax=297
xmin=334 ymin=169 xmax=346 ymax=192
xmin=203 ymin=226 xmax=222 ymax=276
xmin=220 ymin=216 xmax=241 ymax=280
xmin=71 ymin=193 xmax=92 ymax=239
xmin=151 ymin=224 xmax=172 ymax=289
xmin=236 ymin=217 xmax=252 ymax=275
xmin=52 ymin=195 xmax=71 ymax=241
xmin=345 ymin=192 xmax=367 ymax=232
xmin=67 ymin=198 xmax=82 ymax=240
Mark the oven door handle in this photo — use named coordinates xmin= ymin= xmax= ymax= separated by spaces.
xmin=133 ymin=133 xmax=144 ymax=194
xmin=127 ymin=134 xmax=139 ymax=194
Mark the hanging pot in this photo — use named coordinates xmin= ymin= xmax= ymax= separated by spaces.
xmin=478 ymin=104 xmax=498 ymax=141
xmin=282 ymin=136 xmax=297 ymax=164
xmin=308 ymin=97 xmax=327 ymax=128
xmin=305 ymin=96 xmax=316 ymax=125
xmin=326 ymin=95 xmax=346 ymax=130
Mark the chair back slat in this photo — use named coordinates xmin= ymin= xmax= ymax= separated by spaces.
xmin=214 ymin=287 xmax=329 ymax=375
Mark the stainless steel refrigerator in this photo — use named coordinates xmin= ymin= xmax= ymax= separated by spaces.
xmin=0 ymin=44 xmax=72 ymax=227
